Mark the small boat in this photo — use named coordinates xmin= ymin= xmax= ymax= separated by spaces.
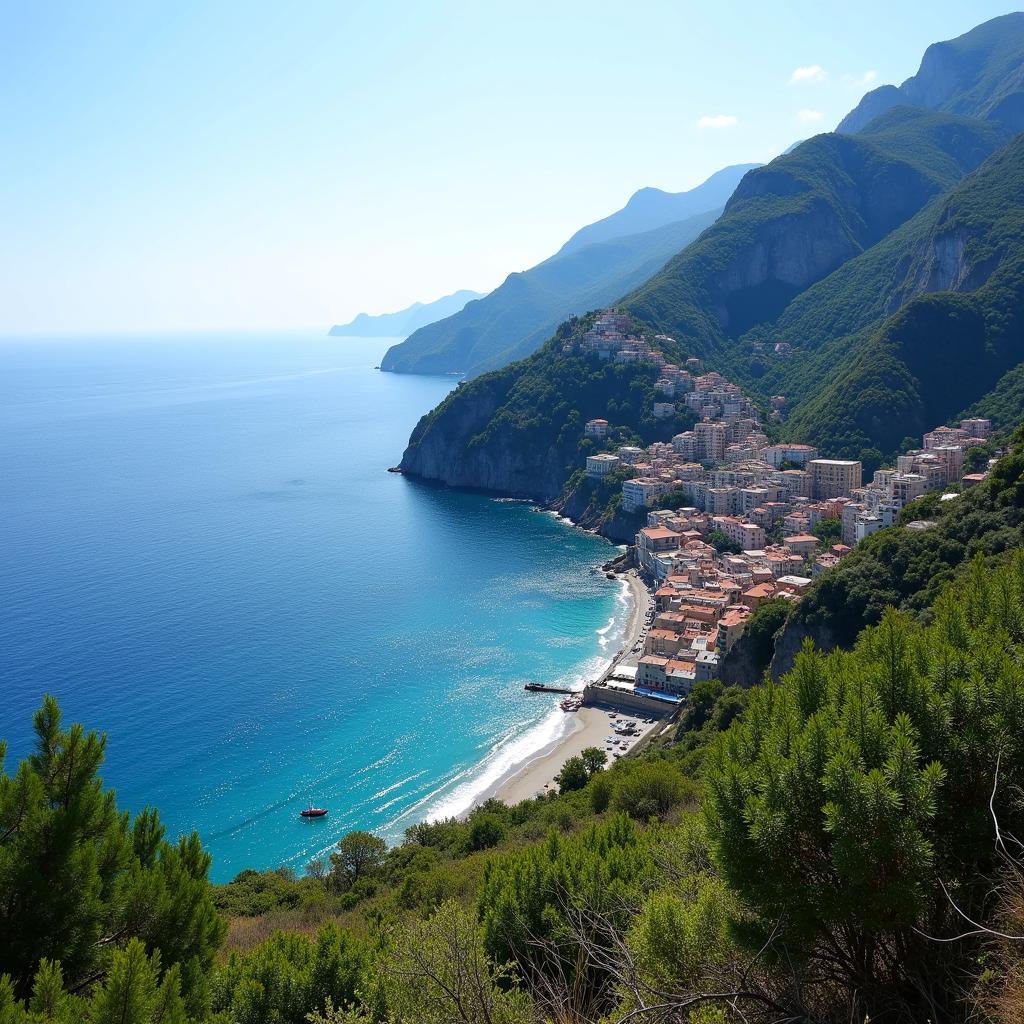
xmin=300 ymin=805 xmax=328 ymax=818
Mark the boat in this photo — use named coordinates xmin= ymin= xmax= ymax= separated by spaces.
xmin=300 ymin=805 xmax=328 ymax=818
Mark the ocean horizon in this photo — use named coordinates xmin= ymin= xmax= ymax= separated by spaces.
xmin=0 ymin=330 xmax=626 ymax=881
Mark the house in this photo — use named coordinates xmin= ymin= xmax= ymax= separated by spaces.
xmin=763 ymin=443 xmax=818 ymax=468
xmin=584 ymin=418 xmax=609 ymax=438
xmin=637 ymin=526 xmax=682 ymax=554
xmin=808 ymin=459 xmax=862 ymax=498
xmin=782 ymin=534 xmax=818 ymax=558
xmin=623 ymin=478 xmax=671 ymax=513
xmin=586 ymin=453 xmax=621 ymax=478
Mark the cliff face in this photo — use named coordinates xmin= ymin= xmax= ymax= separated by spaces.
xmin=400 ymin=376 xmax=568 ymax=500
xmin=625 ymin=109 xmax=990 ymax=350
xmin=768 ymin=614 xmax=839 ymax=680
xmin=400 ymin=423 xmax=568 ymax=501
xmin=838 ymin=13 xmax=1024 ymax=133
xmin=890 ymin=133 xmax=1024 ymax=308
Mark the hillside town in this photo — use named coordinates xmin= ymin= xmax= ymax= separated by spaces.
xmin=576 ymin=310 xmax=993 ymax=700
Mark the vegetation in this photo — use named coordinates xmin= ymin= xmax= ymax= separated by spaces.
xmin=401 ymin=103 xmax=1023 ymax=504
xmin=7 ymin=534 xmax=1024 ymax=1021
xmin=782 ymin=425 xmax=1024 ymax=650
xmin=381 ymin=210 xmax=719 ymax=377
xmin=784 ymin=131 xmax=1024 ymax=456
xmin=0 ymin=697 xmax=223 ymax=1014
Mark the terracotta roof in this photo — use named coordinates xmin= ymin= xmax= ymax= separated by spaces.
xmin=640 ymin=526 xmax=681 ymax=541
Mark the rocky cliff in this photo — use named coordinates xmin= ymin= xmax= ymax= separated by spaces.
xmin=399 ymin=372 xmax=569 ymax=500
xmin=838 ymin=13 xmax=1024 ymax=133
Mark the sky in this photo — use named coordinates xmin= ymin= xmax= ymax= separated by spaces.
xmin=1 ymin=0 xmax=1019 ymax=334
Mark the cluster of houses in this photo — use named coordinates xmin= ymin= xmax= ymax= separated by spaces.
xmin=576 ymin=312 xmax=995 ymax=699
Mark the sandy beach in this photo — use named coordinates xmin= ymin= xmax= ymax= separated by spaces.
xmin=471 ymin=570 xmax=660 ymax=808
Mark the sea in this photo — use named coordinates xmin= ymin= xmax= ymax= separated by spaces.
xmin=0 ymin=331 xmax=627 ymax=881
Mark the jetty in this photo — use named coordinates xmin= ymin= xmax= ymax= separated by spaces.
xmin=523 ymin=682 xmax=577 ymax=694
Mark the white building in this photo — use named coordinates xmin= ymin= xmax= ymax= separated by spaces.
xmin=623 ymin=477 xmax=671 ymax=513
xmin=763 ymin=443 xmax=818 ymax=468
xmin=586 ymin=453 xmax=621 ymax=479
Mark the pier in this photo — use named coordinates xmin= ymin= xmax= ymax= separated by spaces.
xmin=523 ymin=682 xmax=578 ymax=694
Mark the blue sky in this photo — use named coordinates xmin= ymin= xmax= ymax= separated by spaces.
xmin=1 ymin=1 xmax=1018 ymax=334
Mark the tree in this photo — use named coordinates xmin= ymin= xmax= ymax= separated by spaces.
xmin=589 ymin=773 xmax=612 ymax=814
xmin=211 ymin=923 xmax=365 ymax=1024
xmin=554 ymin=756 xmax=588 ymax=793
xmin=305 ymin=857 xmax=327 ymax=880
xmin=367 ymin=902 xmax=533 ymax=1024
xmin=478 ymin=817 xmax=652 ymax=1017
xmin=89 ymin=941 xmax=187 ymax=1024
xmin=0 ymin=698 xmax=223 ymax=1006
xmin=580 ymin=747 xmax=608 ymax=776
xmin=329 ymin=831 xmax=387 ymax=888
xmin=705 ymin=557 xmax=1024 ymax=1020
xmin=810 ymin=517 xmax=841 ymax=545
xmin=706 ymin=530 xmax=742 ymax=555
xmin=467 ymin=813 xmax=506 ymax=852
xmin=858 ymin=446 xmax=884 ymax=478
xmin=612 ymin=764 xmax=688 ymax=820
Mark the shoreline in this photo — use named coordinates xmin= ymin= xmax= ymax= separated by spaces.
xmin=466 ymin=568 xmax=656 ymax=810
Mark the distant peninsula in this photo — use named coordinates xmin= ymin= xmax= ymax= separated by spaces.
xmin=328 ymin=289 xmax=483 ymax=338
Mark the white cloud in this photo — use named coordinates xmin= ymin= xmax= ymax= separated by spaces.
xmin=789 ymin=64 xmax=827 ymax=85
xmin=697 ymin=113 xmax=738 ymax=129
xmin=843 ymin=69 xmax=879 ymax=88
xmin=798 ymin=108 xmax=824 ymax=123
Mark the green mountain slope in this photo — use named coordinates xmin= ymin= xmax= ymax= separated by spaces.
xmin=621 ymin=107 xmax=1006 ymax=360
xmin=838 ymin=12 xmax=1024 ymax=133
xmin=380 ymin=208 xmax=719 ymax=376
xmin=397 ymin=109 xmax=1011 ymax=502
xmin=785 ymin=133 xmax=1024 ymax=455
xmin=398 ymin=313 xmax=690 ymax=502
xmin=328 ymin=288 xmax=482 ymax=337
xmin=397 ymin=16 xmax=1024 ymax=499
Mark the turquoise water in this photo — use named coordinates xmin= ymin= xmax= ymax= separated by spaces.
xmin=0 ymin=332 xmax=625 ymax=881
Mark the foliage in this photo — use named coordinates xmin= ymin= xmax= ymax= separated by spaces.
xmin=376 ymin=901 xmax=534 ymax=1024
xmin=329 ymin=832 xmax=387 ymax=889
xmin=706 ymin=529 xmax=742 ymax=555
xmin=786 ymin=428 xmax=1024 ymax=647
xmin=554 ymin=756 xmax=589 ymax=793
xmin=811 ymin=517 xmax=841 ymax=545
xmin=706 ymin=554 xmax=1024 ymax=1018
xmin=467 ymin=813 xmax=506 ymax=852
xmin=0 ymin=697 xmax=224 ymax=1009
xmin=211 ymin=923 xmax=365 ymax=1024
xmin=478 ymin=816 xmax=653 ymax=1015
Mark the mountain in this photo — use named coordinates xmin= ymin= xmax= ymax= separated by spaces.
xmin=381 ymin=163 xmax=758 ymax=377
xmin=621 ymin=106 xmax=1006 ymax=357
xmin=380 ymin=209 xmax=719 ymax=377
xmin=328 ymin=289 xmax=482 ymax=338
xmin=838 ymin=12 xmax=1024 ymax=133
xmin=554 ymin=163 xmax=760 ymax=256
xmin=398 ymin=15 xmax=1024 ymax=514
xmin=784 ymin=133 xmax=1024 ymax=455
xmin=397 ymin=109 xmax=1009 ymax=502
